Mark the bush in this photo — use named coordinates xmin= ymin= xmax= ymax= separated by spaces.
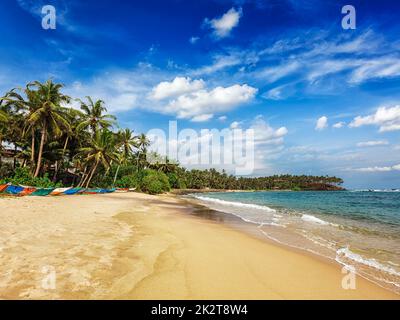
xmin=140 ymin=169 xmax=170 ymax=194
xmin=167 ymin=172 xmax=185 ymax=189
xmin=115 ymin=174 xmax=140 ymax=188
xmin=4 ymin=167 xmax=62 ymax=188
xmin=1 ymin=167 xmax=62 ymax=188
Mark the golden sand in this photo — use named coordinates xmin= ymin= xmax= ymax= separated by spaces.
xmin=0 ymin=192 xmax=398 ymax=299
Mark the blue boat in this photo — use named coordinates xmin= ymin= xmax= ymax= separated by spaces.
xmin=62 ymin=188 xmax=82 ymax=195
xmin=5 ymin=185 xmax=25 ymax=195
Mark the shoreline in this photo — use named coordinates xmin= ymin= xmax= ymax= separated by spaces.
xmin=0 ymin=192 xmax=398 ymax=299
xmin=180 ymin=193 xmax=400 ymax=295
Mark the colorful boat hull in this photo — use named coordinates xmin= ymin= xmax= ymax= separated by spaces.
xmin=0 ymin=184 xmax=9 ymax=193
xmin=62 ymin=188 xmax=82 ymax=195
xmin=30 ymin=188 xmax=55 ymax=196
xmin=19 ymin=187 xmax=37 ymax=196
xmin=5 ymin=185 xmax=24 ymax=195
xmin=50 ymin=188 xmax=71 ymax=196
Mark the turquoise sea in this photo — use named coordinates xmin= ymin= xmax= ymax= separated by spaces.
xmin=190 ymin=190 xmax=400 ymax=294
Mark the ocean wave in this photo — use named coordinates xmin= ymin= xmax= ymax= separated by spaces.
xmin=301 ymin=214 xmax=329 ymax=225
xmin=336 ymin=247 xmax=400 ymax=277
xmin=350 ymin=189 xmax=400 ymax=192
xmin=192 ymin=195 xmax=276 ymax=213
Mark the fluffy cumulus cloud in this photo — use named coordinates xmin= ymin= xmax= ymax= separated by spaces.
xmin=249 ymin=116 xmax=288 ymax=146
xmin=204 ymin=7 xmax=242 ymax=39
xmin=315 ymin=116 xmax=328 ymax=131
xmin=333 ymin=121 xmax=345 ymax=128
xmin=349 ymin=105 xmax=400 ymax=132
xmin=157 ymin=81 xmax=257 ymax=121
xmin=356 ymin=140 xmax=389 ymax=147
xmin=149 ymin=77 xmax=205 ymax=100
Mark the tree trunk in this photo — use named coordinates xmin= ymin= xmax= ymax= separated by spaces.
xmin=52 ymin=161 xmax=58 ymax=182
xmin=112 ymin=165 xmax=120 ymax=187
xmin=0 ymin=138 xmax=2 ymax=167
xmin=34 ymin=124 xmax=46 ymax=178
xmin=52 ymin=136 xmax=69 ymax=182
xmin=85 ymin=160 xmax=99 ymax=188
xmin=77 ymin=166 xmax=87 ymax=187
xmin=62 ymin=136 xmax=69 ymax=156
xmin=13 ymin=144 xmax=17 ymax=169
xmin=30 ymin=128 xmax=35 ymax=171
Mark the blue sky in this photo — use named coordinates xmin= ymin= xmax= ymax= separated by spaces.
xmin=1 ymin=0 xmax=400 ymax=188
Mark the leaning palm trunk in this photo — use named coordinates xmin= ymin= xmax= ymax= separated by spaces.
xmin=77 ymin=166 xmax=88 ymax=187
xmin=85 ymin=159 xmax=99 ymax=188
xmin=30 ymin=128 xmax=35 ymax=170
xmin=34 ymin=124 xmax=46 ymax=177
xmin=53 ymin=136 xmax=69 ymax=181
xmin=112 ymin=165 xmax=120 ymax=187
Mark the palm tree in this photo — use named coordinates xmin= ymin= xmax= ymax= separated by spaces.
xmin=116 ymin=128 xmax=138 ymax=160
xmin=0 ymin=100 xmax=9 ymax=165
xmin=136 ymin=133 xmax=150 ymax=171
xmin=24 ymin=80 xmax=71 ymax=177
xmin=78 ymin=129 xmax=117 ymax=188
xmin=76 ymin=97 xmax=116 ymax=135
xmin=111 ymin=129 xmax=138 ymax=186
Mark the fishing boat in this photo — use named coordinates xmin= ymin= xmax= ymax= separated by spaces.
xmin=82 ymin=188 xmax=101 ymax=194
xmin=19 ymin=187 xmax=37 ymax=196
xmin=0 ymin=183 xmax=10 ymax=193
xmin=115 ymin=188 xmax=129 ymax=193
xmin=62 ymin=188 xmax=82 ymax=195
xmin=30 ymin=188 xmax=55 ymax=196
xmin=5 ymin=185 xmax=25 ymax=195
xmin=50 ymin=187 xmax=72 ymax=196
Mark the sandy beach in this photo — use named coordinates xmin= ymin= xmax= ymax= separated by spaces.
xmin=0 ymin=192 xmax=398 ymax=300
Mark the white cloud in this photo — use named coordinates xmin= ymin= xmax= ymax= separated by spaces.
xmin=218 ymin=115 xmax=227 ymax=121
xmin=189 ymin=36 xmax=200 ymax=44
xmin=333 ymin=121 xmax=345 ymax=128
xmin=250 ymin=117 xmax=288 ymax=146
xmin=149 ymin=77 xmax=205 ymax=100
xmin=349 ymin=105 xmax=400 ymax=132
xmin=264 ymin=86 xmax=283 ymax=100
xmin=349 ymin=57 xmax=400 ymax=84
xmin=190 ymin=114 xmax=214 ymax=122
xmin=164 ymin=84 xmax=257 ymax=121
xmin=256 ymin=61 xmax=300 ymax=83
xmin=204 ymin=7 xmax=242 ymax=39
xmin=351 ymin=164 xmax=400 ymax=172
xmin=315 ymin=116 xmax=328 ymax=131
xmin=356 ymin=140 xmax=389 ymax=147
xmin=230 ymin=121 xmax=240 ymax=129
xmin=191 ymin=54 xmax=242 ymax=76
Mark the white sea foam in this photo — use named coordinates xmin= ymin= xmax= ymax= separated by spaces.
xmin=336 ymin=247 xmax=400 ymax=277
xmin=193 ymin=195 xmax=276 ymax=213
xmin=301 ymin=214 xmax=329 ymax=225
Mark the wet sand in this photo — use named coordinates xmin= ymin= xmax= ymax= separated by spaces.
xmin=0 ymin=192 xmax=398 ymax=299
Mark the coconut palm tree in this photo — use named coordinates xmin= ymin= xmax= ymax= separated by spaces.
xmin=23 ymin=80 xmax=71 ymax=177
xmin=116 ymin=128 xmax=138 ymax=160
xmin=76 ymin=96 xmax=116 ymax=135
xmin=78 ymin=129 xmax=117 ymax=188
xmin=135 ymin=133 xmax=150 ymax=170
